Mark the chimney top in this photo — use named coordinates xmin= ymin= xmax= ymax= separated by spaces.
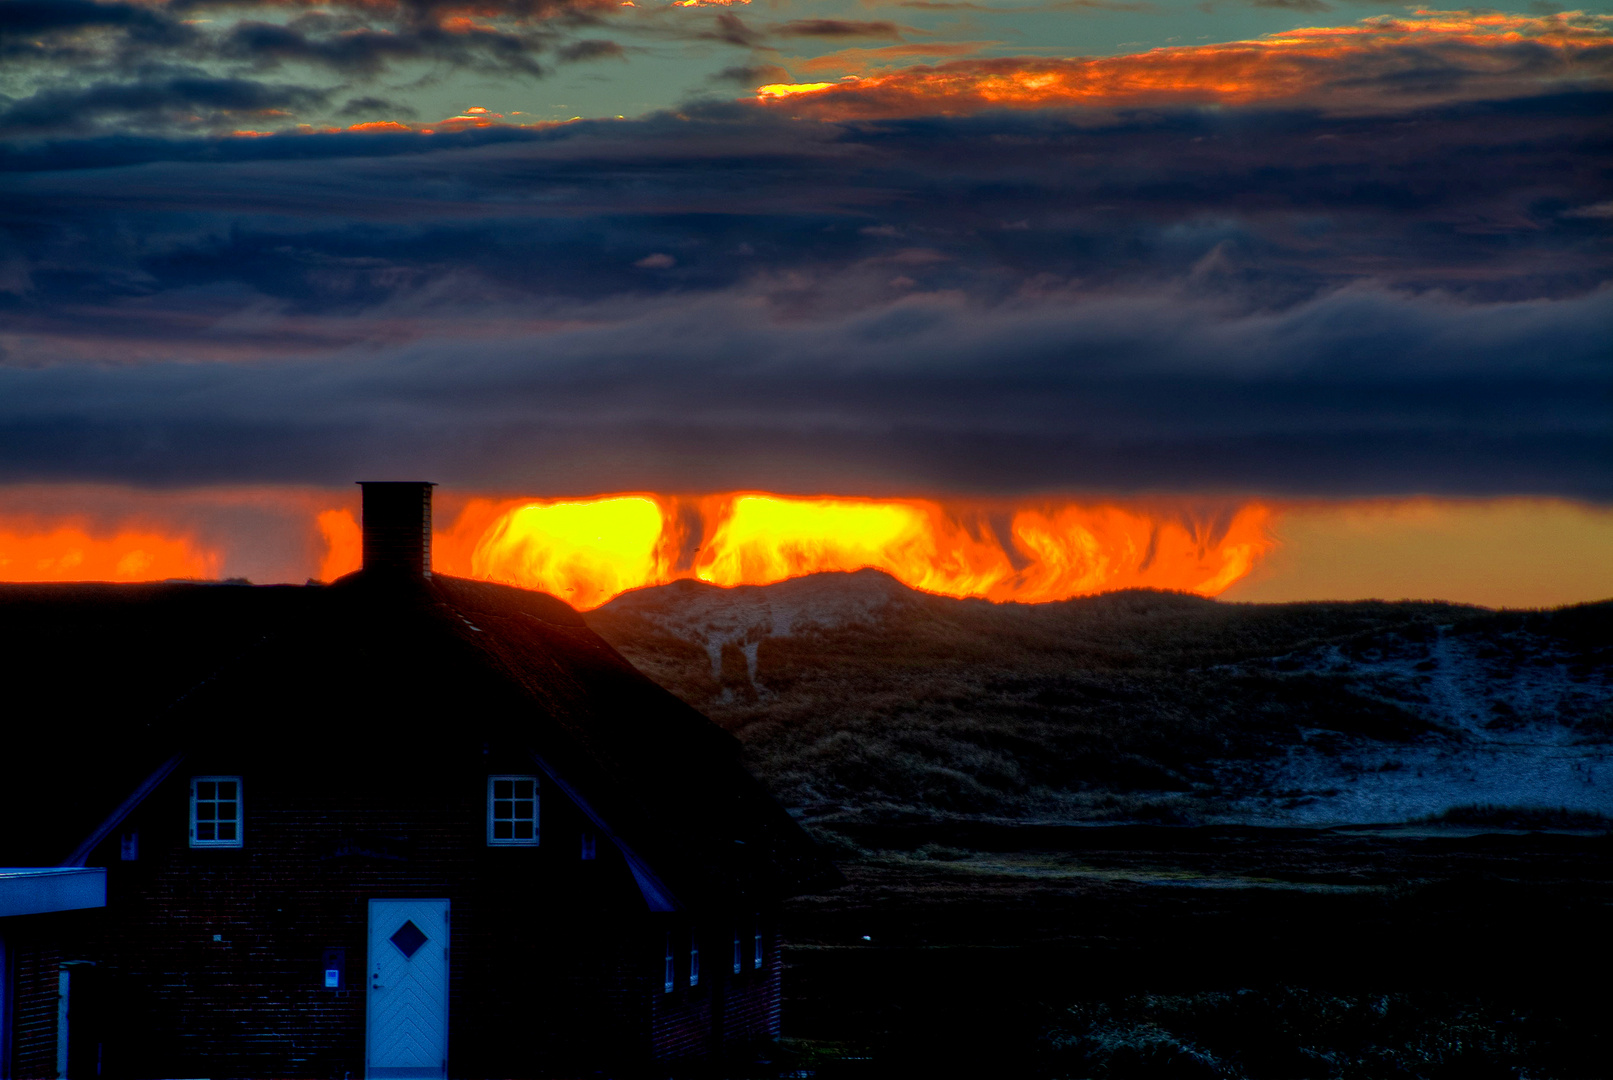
xmin=358 ymin=481 xmax=436 ymax=578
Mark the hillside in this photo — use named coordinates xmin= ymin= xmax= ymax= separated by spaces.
xmin=585 ymin=571 xmax=1613 ymax=827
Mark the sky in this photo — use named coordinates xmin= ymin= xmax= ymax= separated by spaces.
xmin=0 ymin=0 xmax=1608 ymax=604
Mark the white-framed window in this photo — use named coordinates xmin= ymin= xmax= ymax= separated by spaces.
xmin=754 ymin=915 xmax=764 ymax=970
xmin=663 ymin=932 xmax=675 ymax=994
xmin=486 ymin=775 xmax=538 ymax=846
xmin=689 ymin=935 xmax=700 ymax=988
xmin=190 ymin=776 xmax=242 ymax=848
xmin=733 ymin=928 xmax=742 ymax=974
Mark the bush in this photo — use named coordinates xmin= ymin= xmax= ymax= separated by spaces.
xmin=1416 ymin=804 xmax=1611 ymax=831
xmin=1040 ymin=988 xmax=1591 ymax=1079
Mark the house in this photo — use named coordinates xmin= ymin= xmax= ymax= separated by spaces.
xmin=0 ymin=482 xmax=841 ymax=1079
xmin=0 ymin=870 xmax=109 ymax=1079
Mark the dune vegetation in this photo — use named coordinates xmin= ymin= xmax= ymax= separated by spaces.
xmin=587 ymin=572 xmax=1613 ymax=826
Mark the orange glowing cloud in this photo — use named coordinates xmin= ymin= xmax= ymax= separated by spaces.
xmin=412 ymin=492 xmax=1274 ymax=609
xmin=317 ymin=508 xmax=363 ymax=582
xmin=12 ymin=489 xmax=1602 ymax=609
xmin=465 ymin=495 xmax=679 ymax=610
xmin=345 ymin=120 xmax=415 ymax=133
xmin=229 ymin=109 xmax=578 ymax=141
xmin=754 ymin=10 xmax=1613 ymax=117
xmin=0 ymin=522 xmax=221 ymax=582
xmin=690 ymin=495 xmax=1273 ymax=603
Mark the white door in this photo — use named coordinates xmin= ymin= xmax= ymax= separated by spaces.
xmin=366 ymin=899 xmax=450 ymax=1079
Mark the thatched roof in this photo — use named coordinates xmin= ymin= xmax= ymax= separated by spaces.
xmin=0 ymin=573 xmax=840 ymax=906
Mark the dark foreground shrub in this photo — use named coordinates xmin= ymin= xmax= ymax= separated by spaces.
xmin=1417 ymin=804 xmax=1611 ymax=830
xmin=1040 ymin=988 xmax=1599 ymax=1079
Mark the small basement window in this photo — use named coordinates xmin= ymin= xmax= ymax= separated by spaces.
xmin=190 ymin=777 xmax=242 ymax=848
xmin=487 ymin=776 xmax=539 ymax=846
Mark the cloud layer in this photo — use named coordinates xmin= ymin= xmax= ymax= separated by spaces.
xmin=0 ymin=7 xmax=1607 ymax=499
xmin=758 ymin=12 xmax=1613 ymax=116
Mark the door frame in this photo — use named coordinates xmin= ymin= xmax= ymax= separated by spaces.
xmin=365 ymin=898 xmax=450 ymax=1080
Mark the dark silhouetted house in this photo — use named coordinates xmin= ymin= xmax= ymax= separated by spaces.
xmin=0 ymin=482 xmax=839 ymax=1079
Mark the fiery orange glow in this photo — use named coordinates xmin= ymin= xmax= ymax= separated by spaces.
xmin=229 ymin=112 xmax=574 ymax=140
xmin=693 ymin=495 xmax=1014 ymax=598
xmin=757 ymin=82 xmax=840 ymax=98
xmin=0 ymin=523 xmax=220 ymax=582
xmin=1006 ymin=504 xmax=1272 ymax=600
xmin=690 ymin=495 xmax=1273 ymax=603
xmin=345 ymin=120 xmax=414 ymax=133
xmin=466 ymin=496 xmax=676 ymax=610
xmin=755 ymin=11 xmax=1613 ymax=118
xmin=6 ymin=487 xmax=1602 ymax=607
xmin=318 ymin=508 xmax=363 ymax=582
xmin=431 ymin=492 xmax=1274 ymax=609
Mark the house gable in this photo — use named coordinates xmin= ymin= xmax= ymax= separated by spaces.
xmin=0 ymin=557 xmax=840 ymax=1076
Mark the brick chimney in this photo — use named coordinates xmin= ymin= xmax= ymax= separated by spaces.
xmin=358 ymin=481 xmax=436 ymax=577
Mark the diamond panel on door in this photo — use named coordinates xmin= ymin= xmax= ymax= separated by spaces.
xmin=390 ymin=919 xmax=428 ymax=959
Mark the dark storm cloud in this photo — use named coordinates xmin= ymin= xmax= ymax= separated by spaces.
xmin=699 ymin=13 xmax=768 ymax=48
xmin=557 ymin=38 xmax=625 ymax=62
xmin=218 ymin=21 xmax=433 ymax=75
xmin=0 ymin=76 xmax=329 ymax=136
xmin=1248 ymin=0 xmax=1332 ymax=11
xmin=215 ymin=16 xmax=552 ymax=76
xmin=771 ymin=19 xmax=911 ymax=39
xmin=0 ymin=284 xmax=1605 ymax=495
xmin=0 ymin=0 xmax=181 ymax=39
xmin=338 ymin=95 xmax=417 ymax=119
xmin=710 ymin=64 xmax=791 ymax=85
xmin=0 ymin=95 xmax=1607 ymax=495
xmin=0 ymin=0 xmax=602 ymax=136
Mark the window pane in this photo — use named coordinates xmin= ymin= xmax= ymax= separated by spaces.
xmin=513 ymin=802 xmax=532 ymax=820
xmin=216 ymin=801 xmax=236 ymax=820
xmin=217 ymin=822 xmax=237 ymax=840
xmin=515 ymin=780 xmax=534 ymax=798
xmin=217 ymin=781 xmax=236 ymax=799
xmin=197 ymin=803 xmax=216 ymax=821
xmin=494 ymin=820 xmax=513 ymax=839
xmin=197 ymin=782 xmax=215 ymax=799
xmin=494 ymin=779 xmax=512 ymax=798
xmin=197 ymin=822 xmax=215 ymax=840
xmin=494 ymin=799 xmax=513 ymax=819
xmin=513 ymin=821 xmax=532 ymax=839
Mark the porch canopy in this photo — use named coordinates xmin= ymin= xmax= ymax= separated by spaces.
xmin=0 ymin=868 xmax=106 ymax=919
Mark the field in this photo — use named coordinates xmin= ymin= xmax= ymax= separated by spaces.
xmin=588 ymin=574 xmax=1613 ymax=1078
xmin=742 ymin=824 xmax=1611 ymax=1079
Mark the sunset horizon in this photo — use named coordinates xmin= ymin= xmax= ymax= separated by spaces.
xmin=2 ymin=483 xmax=1609 ymax=611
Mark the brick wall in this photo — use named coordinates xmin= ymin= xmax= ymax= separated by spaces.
xmin=9 ymin=934 xmax=63 ymax=1079
xmin=83 ymin=753 xmax=677 ymax=1078
xmin=649 ymin=922 xmax=782 ymax=1063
